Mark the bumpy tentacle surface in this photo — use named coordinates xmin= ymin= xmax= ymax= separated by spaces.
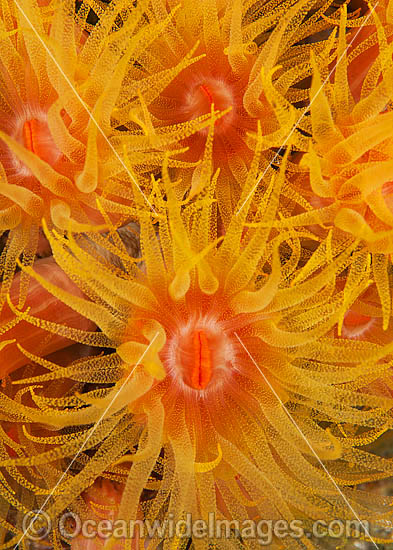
xmin=0 ymin=2 xmax=392 ymax=549
xmin=1 ymin=158 xmax=392 ymax=548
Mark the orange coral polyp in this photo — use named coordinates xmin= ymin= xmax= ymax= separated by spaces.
xmin=6 ymin=153 xmax=393 ymax=547
xmin=284 ymin=6 xmax=393 ymax=326
xmin=117 ymin=0 xmax=346 ymax=214
xmin=0 ymin=0 xmax=145 ymax=309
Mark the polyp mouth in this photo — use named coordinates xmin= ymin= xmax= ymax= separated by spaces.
xmin=165 ymin=314 xmax=236 ymax=393
xmin=21 ymin=116 xmax=62 ymax=166
xmin=6 ymin=112 xmax=63 ymax=178
xmin=184 ymin=76 xmax=235 ymax=131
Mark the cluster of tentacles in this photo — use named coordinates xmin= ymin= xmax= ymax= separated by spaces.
xmin=0 ymin=0 xmax=393 ymax=549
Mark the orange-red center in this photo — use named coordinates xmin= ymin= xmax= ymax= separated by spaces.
xmin=342 ymin=310 xmax=374 ymax=339
xmin=166 ymin=316 xmax=235 ymax=392
xmin=187 ymin=79 xmax=233 ymax=119
xmin=21 ymin=117 xmax=61 ymax=167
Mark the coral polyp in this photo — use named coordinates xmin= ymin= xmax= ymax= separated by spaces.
xmin=0 ymin=1 xmax=393 ymax=549
xmin=71 ymin=479 xmax=139 ymax=550
xmin=2 ymin=257 xmax=96 ymax=377
xmin=283 ymin=6 xmax=393 ymax=328
xmin=2 ymin=157 xmax=393 ymax=548
xmin=0 ymin=0 xmax=144 ymax=310
xmin=149 ymin=63 xmax=257 ymax=173
xmin=113 ymin=0 xmax=352 ymax=215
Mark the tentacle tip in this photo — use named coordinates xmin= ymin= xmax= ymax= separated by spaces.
xmin=337 ymin=317 xmax=344 ymax=337
xmin=0 ymin=339 xmax=16 ymax=353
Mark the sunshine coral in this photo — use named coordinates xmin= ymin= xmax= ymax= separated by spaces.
xmin=1 ymin=155 xmax=393 ymax=548
xmin=0 ymin=0 xmax=150 ymax=311
xmin=2 ymin=257 xmax=95 ymax=377
xmin=280 ymin=5 xmax=393 ymax=330
xmin=0 ymin=1 xmax=393 ymax=549
xmin=112 ymin=0 xmax=351 ymax=218
xmin=71 ymin=478 xmax=140 ymax=550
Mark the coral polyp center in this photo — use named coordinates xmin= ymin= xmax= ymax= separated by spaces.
xmin=11 ymin=114 xmax=62 ymax=176
xmin=22 ymin=118 xmax=57 ymax=164
xmin=166 ymin=316 xmax=235 ymax=392
xmin=185 ymin=77 xmax=234 ymax=131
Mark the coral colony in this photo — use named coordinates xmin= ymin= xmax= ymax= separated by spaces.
xmin=0 ymin=0 xmax=393 ymax=549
